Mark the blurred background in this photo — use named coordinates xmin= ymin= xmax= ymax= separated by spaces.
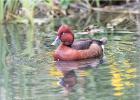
xmin=0 ymin=0 xmax=140 ymax=100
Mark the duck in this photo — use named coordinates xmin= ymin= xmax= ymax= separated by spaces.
xmin=51 ymin=25 xmax=107 ymax=61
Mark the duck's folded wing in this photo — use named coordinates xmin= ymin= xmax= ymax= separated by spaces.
xmin=72 ymin=39 xmax=93 ymax=50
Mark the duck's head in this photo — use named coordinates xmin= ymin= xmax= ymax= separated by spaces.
xmin=51 ymin=25 xmax=74 ymax=46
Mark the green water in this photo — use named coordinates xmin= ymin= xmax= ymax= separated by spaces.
xmin=0 ymin=24 xmax=140 ymax=100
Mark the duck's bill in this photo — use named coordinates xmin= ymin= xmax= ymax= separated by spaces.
xmin=51 ymin=36 xmax=61 ymax=46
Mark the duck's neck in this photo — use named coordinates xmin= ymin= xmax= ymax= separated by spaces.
xmin=63 ymin=43 xmax=72 ymax=47
xmin=59 ymin=43 xmax=72 ymax=48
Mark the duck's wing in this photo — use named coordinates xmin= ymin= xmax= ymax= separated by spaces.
xmin=71 ymin=39 xmax=93 ymax=50
xmin=72 ymin=37 xmax=107 ymax=50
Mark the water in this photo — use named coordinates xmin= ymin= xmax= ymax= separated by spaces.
xmin=1 ymin=23 xmax=140 ymax=100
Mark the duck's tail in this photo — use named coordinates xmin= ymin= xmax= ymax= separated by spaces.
xmin=92 ymin=37 xmax=107 ymax=46
xmin=99 ymin=37 xmax=107 ymax=55
xmin=99 ymin=37 xmax=107 ymax=45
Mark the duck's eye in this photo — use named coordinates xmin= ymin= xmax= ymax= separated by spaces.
xmin=62 ymin=32 xmax=65 ymax=35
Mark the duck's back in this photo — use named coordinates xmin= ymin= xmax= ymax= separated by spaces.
xmin=71 ymin=39 xmax=106 ymax=50
xmin=72 ymin=39 xmax=93 ymax=50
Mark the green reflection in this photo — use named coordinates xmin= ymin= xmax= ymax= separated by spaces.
xmin=0 ymin=25 xmax=10 ymax=100
xmin=107 ymin=34 xmax=137 ymax=98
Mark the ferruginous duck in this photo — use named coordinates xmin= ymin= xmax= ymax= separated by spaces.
xmin=51 ymin=25 xmax=107 ymax=61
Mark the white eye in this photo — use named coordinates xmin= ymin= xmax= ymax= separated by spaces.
xmin=62 ymin=32 xmax=65 ymax=35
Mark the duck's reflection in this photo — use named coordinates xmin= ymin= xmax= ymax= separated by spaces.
xmin=55 ymin=58 xmax=103 ymax=94
xmin=59 ymin=70 xmax=77 ymax=92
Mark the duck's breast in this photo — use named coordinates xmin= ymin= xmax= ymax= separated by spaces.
xmin=54 ymin=45 xmax=80 ymax=61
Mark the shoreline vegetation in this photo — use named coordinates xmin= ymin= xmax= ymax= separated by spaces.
xmin=0 ymin=0 xmax=139 ymax=23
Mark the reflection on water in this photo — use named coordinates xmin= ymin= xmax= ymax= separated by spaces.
xmin=109 ymin=57 xmax=136 ymax=96
xmin=1 ymin=28 xmax=140 ymax=100
xmin=106 ymin=34 xmax=139 ymax=99
xmin=53 ymin=58 xmax=102 ymax=95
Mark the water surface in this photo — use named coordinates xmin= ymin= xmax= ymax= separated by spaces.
xmin=0 ymin=24 xmax=140 ymax=100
